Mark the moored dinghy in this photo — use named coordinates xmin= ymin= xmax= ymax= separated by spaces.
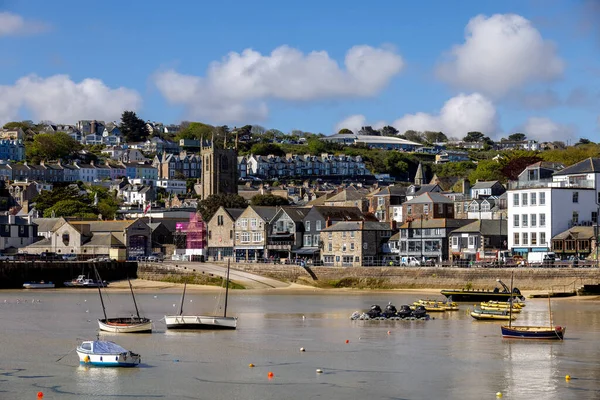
xmin=76 ymin=340 xmax=141 ymax=367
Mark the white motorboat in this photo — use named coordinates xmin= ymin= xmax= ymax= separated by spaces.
xmin=64 ymin=275 xmax=109 ymax=288
xmin=23 ymin=281 xmax=55 ymax=289
xmin=165 ymin=260 xmax=237 ymax=330
xmin=76 ymin=340 xmax=141 ymax=367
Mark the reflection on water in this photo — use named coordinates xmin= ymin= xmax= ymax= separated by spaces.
xmin=1 ymin=291 xmax=600 ymax=399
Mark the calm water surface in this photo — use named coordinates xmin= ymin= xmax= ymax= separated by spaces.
xmin=1 ymin=290 xmax=599 ymax=400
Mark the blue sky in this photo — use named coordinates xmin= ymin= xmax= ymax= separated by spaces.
xmin=0 ymin=0 xmax=598 ymax=142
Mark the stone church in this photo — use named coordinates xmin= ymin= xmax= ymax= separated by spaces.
xmin=198 ymin=141 xmax=238 ymax=200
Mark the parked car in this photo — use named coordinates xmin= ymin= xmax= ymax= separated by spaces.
xmin=147 ymin=256 xmax=159 ymax=262
xmin=0 ymin=254 xmax=14 ymax=261
xmin=40 ymin=252 xmax=61 ymax=261
xmin=62 ymin=254 xmax=78 ymax=261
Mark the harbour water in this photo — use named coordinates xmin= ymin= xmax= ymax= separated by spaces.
xmin=1 ymin=290 xmax=600 ymax=399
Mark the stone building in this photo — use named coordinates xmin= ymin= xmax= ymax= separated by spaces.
xmin=206 ymin=207 xmax=245 ymax=260
xmin=199 ymin=142 xmax=238 ymax=200
xmin=233 ymin=206 xmax=277 ymax=261
xmin=320 ymin=221 xmax=392 ymax=267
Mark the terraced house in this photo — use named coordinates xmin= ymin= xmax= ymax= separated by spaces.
xmin=320 ymin=221 xmax=392 ymax=266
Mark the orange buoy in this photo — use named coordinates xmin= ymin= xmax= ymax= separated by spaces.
xmin=248 ymin=363 xmax=255 ymax=368
xmin=37 ymin=392 xmax=44 ymax=398
xmin=267 ymin=371 xmax=274 ymax=378
xmin=345 ymin=339 xmax=350 ymax=344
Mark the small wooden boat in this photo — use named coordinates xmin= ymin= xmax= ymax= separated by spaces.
xmin=76 ymin=340 xmax=141 ymax=367
xmin=22 ymin=281 xmax=55 ymax=289
xmin=501 ymin=275 xmax=565 ymax=340
xmin=470 ymin=308 xmax=517 ymax=321
xmin=95 ymin=269 xmax=152 ymax=333
xmin=165 ymin=260 xmax=237 ymax=330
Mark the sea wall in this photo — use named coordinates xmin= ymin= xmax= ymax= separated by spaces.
xmin=228 ymin=263 xmax=600 ymax=290
xmin=0 ymin=261 xmax=138 ymax=289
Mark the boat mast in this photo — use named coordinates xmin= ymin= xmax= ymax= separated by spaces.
xmin=548 ymin=294 xmax=553 ymax=330
xmin=179 ymin=282 xmax=187 ymax=316
xmin=128 ymin=279 xmax=141 ymax=319
xmin=224 ymin=259 xmax=230 ymax=318
xmin=94 ymin=267 xmax=107 ymax=321
xmin=508 ymin=272 xmax=514 ymax=328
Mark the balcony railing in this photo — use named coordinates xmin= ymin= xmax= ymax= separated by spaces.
xmin=508 ymin=179 xmax=595 ymax=190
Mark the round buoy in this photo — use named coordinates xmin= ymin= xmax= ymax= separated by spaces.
xmin=316 ymin=369 xmax=323 ymax=374
xmin=37 ymin=392 xmax=44 ymax=398
xmin=387 ymin=331 xmax=391 ymax=335
xmin=267 ymin=371 xmax=274 ymax=378
xmin=84 ymin=355 xmax=90 ymax=363
xmin=300 ymin=347 xmax=305 ymax=352
xmin=359 ymin=336 xmax=362 ymax=340
xmin=248 ymin=363 xmax=255 ymax=368
xmin=496 ymin=392 xmax=502 ymax=398
xmin=565 ymin=375 xmax=571 ymax=380
xmin=345 ymin=339 xmax=350 ymax=344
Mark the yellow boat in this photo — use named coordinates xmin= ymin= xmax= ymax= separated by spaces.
xmin=414 ymin=299 xmax=459 ymax=311
xmin=410 ymin=304 xmax=447 ymax=312
xmin=470 ymin=308 xmax=517 ymax=321
xmin=480 ymin=305 xmax=521 ymax=313
xmin=481 ymin=301 xmax=525 ymax=309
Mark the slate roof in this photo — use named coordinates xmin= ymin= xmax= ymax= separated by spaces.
xmin=371 ymin=185 xmax=407 ymax=197
xmin=552 ymin=226 xmax=595 ymax=240
xmin=471 ymin=180 xmax=501 ymax=189
xmin=322 ymin=221 xmax=392 ymax=232
xmin=248 ymin=206 xmax=279 ymax=221
xmin=449 ymin=219 xmax=508 ymax=236
xmin=32 ymin=217 xmax=66 ymax=232
xmin=279 ymin=206 xmax=311 ymax=222
xmin=225 ymin=208 xmax=245 ymax=221
xmin=553 ymin=158 xmax=600 ymax=176
xmin=404 ymin=192 xmax=453 ymax=205
xmin=399 ymin=218 xmax=475 ymax=229
xmin=312 ymin=206 xmax=365 ymax=221
xmin=0 ymin=216 xmax=33 ymax=225
xmin=326 ymin=187 xmax=369 ymax=202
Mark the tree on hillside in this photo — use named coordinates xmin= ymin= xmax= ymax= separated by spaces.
xmin=424 ymin=131 xmax=448 ymax=143
xmin=249 ymin=143 xmax=285 ymax=157
xmin=500 ymin=153 xmax=542 ymax=181
xmin=403 ymin=130 xmax=424 ymax=143
xmin=577 ymin=138 xmax=593 ymax=145
xmin=119 ymin=111 xmax=149 ymax=142
xmin=338 ymin=128 xmax=354 ymax=134
xmin=251 ymin=125 xmax=266 ymax=136
xmin=26 ymin=132 xmax=82 ymax=163
xmin=463 ymin=131 xmax=485 ymax=142
xmin=383 ymin=152 xmax=409 ymax=179
xmin=44 ymin=199 xmax=97 ymax=218
xmin=251 ymin=194 xmax=289 ymax=206
xmin=197 ymin=193 xmax=248 ymax=221
xmin=261 ymin=129 xmax=285 ymax=143
xmin=379 ymin=125 xmax=399 ymax=137
xmin=508 ymin=133 xmax=526 ymax=141
xmin=469 ymin=159 xmax=504 ymax=184
xmin=177 ymin=122 xmax=214 ymax=142
xmin=33 ymin=186 xmax=87 ymax=215
xmin=3 ymin=121 xmax=33 ymax=130
xmin=358 ymin=126 xmax=379 ymax=136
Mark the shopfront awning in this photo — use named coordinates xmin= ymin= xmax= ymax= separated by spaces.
xmin=293 ymin=248 xmax=319 ymax=255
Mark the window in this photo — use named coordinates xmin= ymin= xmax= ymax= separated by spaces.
xmin=540 ymin=232 xmax=546 ymax=245
xmin=230 ymin=230 xmax=233 ymax=239
xmin=513 ymin=193 xmax=519 ymax=206
xmin=531 ymin=232 xmax=537 ymax=245
xmin=521 ymin=193 xmax=528 ymax=206
xmin=241 ymin=232 xmax=250 ymax=242
xmin=424 ymin=204 xmax=429 ymax=214
xmin=573 ymin=211 xmax=579 ymax=224
xmin=328 ymin=232 xmax=332 ymax=239
xmin=342 ymin=243 xmax=346 ymax=252
xmin=438 ymin=204 xmax=443 ymax=213
xmin=593 ymin=212 xmax=598 ymax=224
xmin=468 ymin=236 xmax=475 ymax=247
xmin=235 ymin=232 xmax=239 ymax=241
xmin=531 ymin=214 xmax=537 ymax=227
xmin=350 ymin=231 xmax=355 ymax=238
xmin=401 ymin=230 xmax=407 ymax=238
xmin=350 ymin=243 xmax=355 ymax=250
xmin=306 ymin=221 xmax=311 ymax=232
xmin=539 ymin=192 xmax=546 ymax=205
xmin=423 ymin=229 xmax=431 ymax=236
xmin=208 ymin=231 xmax=212 ymax=239
xmin=540 ymin=213 xmax=546 ymax=227
xmin=514 ymin=233 xmax=520 ymax=245
xmin=434 ymin=229 xmax=442 ymax=236
xmin=316 ymin=221 xmax=321 ymax=231
xmin=328 ymin=242 xmax=332 ymax=251
xmin=530 ymin=192 xmax=536 ymax=205
xmin=407 ymin=205 xmax=412 ymax=215
xmin=522 ymin=214 xmax=528 ymax=227
xmin=342 ymin=231 xmax=346 ymax=238
xmin=553 ymin=240 xmax=563 ymax=251
xmin=481 ymin=202 xmax=490 ymax=212
xmin=240 ymin=219 xmax=248 ymax=228
xmin=314 ymin=235 xmax=319 ymax=245
xmin=452 ymin=237 xmax=458 ymax=246
xmin=250 ymin=218 xmax=257 ymax=229
xmin=513 ymin=215 xmax=519 ymax=227
xmin=522 ymin=232 xmax=528 ymax=245
xmin=252 ymin=232 xmax=262 ymax=242
xmin=573 ymin=192 xmax=579 ymax=203
xmin=303 ymin=235 xmax=312 ymax=247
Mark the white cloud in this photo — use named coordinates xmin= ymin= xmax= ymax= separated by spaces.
xmin=154 ymin=45 xmax=404 ymax=123
xmin=437 ymin=14 xmax=564 ymax=97
xmin=335 ymin=93 xmax=499 ymax=138
xmin=520 ymin=117 xmax=577 ymax=141
xmin=0 ymin=12 xmax=49 ymax=36
xmin=0 ymin=74 xmax=142 ymax=124
xmin=393 ymin=93 xmax=499 ymax=137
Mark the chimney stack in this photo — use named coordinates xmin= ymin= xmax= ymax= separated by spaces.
xmin=326 ymin=216 xmax=332 ymax=228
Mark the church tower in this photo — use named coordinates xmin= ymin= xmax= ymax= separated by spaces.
xmin=200 ymin=139 xmax=238 ymax=200
xmin=414 ymin=162 xmax=425 ymax=186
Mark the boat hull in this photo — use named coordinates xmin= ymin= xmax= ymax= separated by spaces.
xmin=22 ymin=283 xmax=55 ymax=289
xmin=441 ymin=290 xmax=524 ymax=302
xmin=470 ymin=311 xmax=516 ymax=321
xmin=501 ymin=326 xmax=566 ymax=340
xmin=76 ymin=350 xmax=140 ymax=367
xmin=98 ymin=318 xmax=152 ymax=333
xmin=164 ymin=315 xmax=237 ymax=330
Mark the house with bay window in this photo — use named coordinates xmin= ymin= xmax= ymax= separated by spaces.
xmin=233 ymin=206 xmax=277 ymax=261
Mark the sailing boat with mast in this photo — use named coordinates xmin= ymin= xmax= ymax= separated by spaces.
xmin=164 ymin=260 xmax=237 ymax=330
xmin=500 ymin=272 xmax=565 ymax=340
xmin=95 ymin=268 xmax=152 ymax=333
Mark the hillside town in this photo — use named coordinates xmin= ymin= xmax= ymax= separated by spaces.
xmin=0 ymin=114 xmax=598 ymax=268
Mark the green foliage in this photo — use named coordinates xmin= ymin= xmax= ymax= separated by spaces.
xmin=499 ymin=151 xmax=542 ymax=181
xmin=26 ymin=132 xmax=82 ymax=163
xmin=197 ymin=193 xmax=248 ymax=221
xmin=33 ymin=187 xmax=84 ymax=215
xmin=186 ymin=178 xmax=197 ymax=194
xmin=358 ymin=126 xmax=379 ymax=136
xmin=403 ymin=130 xmax=425 ymax=143
xmin=423 ymin=131 xmax=448 ymax=143
xmin=469 ymin=159 xmax=504 ymax=184
xmin=176 ymin=122 xmax=214 ymax=142
xmin=251 ymin=194 xmax=289 ymax=206
xmin=119 ymin=111 xmax=149 ymax=142
xmin=463 ymin=131 xmax=485 ymax=142
xmin=384 ymin=152 xmax=410 ymax=179
xmin=43 ymin=199 xmax=96 ymax=218
xmin=307 ymin=138 xmax=341 ymax=154
xmin=250 ymin=143 xmax=285 ymax=157
xmin=508 ymin=133 xmax=526 ymax=141
xmin=338 ymin=128 xmax=353 ymax=134
xmin=541 ymin=144 xmax=600 ymax=166
xmin=379 ymin=126 xmax=399 ymax=136
xmin=431 ymin=161 xmax=476 ymax=179
xmin=2 ymin=121 xmax=31 ymax=130
xmin=34 ymin=185 xmax=120 ymax=219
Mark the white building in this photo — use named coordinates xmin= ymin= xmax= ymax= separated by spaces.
xmin=507 ymin=158 xmax=600 ymax=257
xmin=156 ymin=179 xmax=187 ymax=194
